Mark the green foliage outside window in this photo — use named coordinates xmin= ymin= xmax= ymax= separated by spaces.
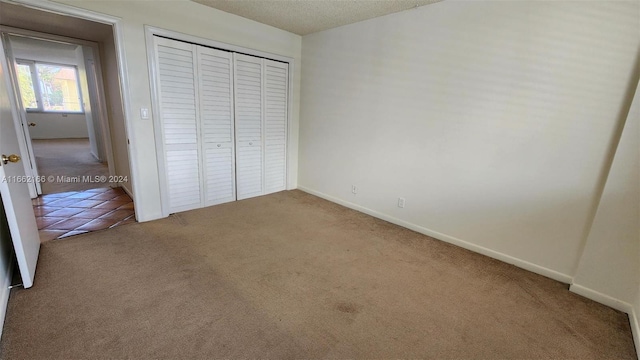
xmin=15 ymin=61 xmax=82 ymax=113
xmin=16 ymin=64 xmax=37 ymax=109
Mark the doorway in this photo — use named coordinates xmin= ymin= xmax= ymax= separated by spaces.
xmin=8 ymin=35 xmax=110 ymax=194
xmin=1 ymin=3 xmax=135 ymax=242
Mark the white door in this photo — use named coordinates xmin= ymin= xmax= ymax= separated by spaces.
xmin=197 ymin=46 xmax=236 ymax=206
xmin=263 ymin=59 xmax=288 ymax=194
xmin=0 ymin=38 xmax=40 ymax=289
xmin=234 ymin=53 xmax=263 ymax=200
xmin=154 ymin=37 xmax=202 ymax=214
xmin=2 ymin=34 xmax=41 ymax=198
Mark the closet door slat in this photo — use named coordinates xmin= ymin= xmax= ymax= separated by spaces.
xmin=234 ymin=53 xmax=264 ymax=200
xmin=263 ymin=60 xmax=288 ymax=194
xmin=198 ymin=47 xmax=236 ymax=206
xmin=155 ymin=37 xmax=202 ymax=213
xmin=154 ymin=36 xmax=289 ymax=213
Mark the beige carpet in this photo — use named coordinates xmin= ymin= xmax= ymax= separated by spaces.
xmin=1 ymin=191 xmax=636 ymax=359
xmin=31 ymin=138 xmax=110 ymax=194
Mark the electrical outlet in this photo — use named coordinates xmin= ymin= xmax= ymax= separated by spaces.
xmin=352 ymin=185 xmax=357 ymax=195
xmin=398 ymin=197 xmax=405 ymax=208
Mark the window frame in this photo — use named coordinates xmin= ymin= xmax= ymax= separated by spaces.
xmin=15 ymin=58 xmax=85 ymax=114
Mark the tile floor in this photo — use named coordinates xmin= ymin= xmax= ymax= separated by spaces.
xmin=32 ymin=187 xmax=136 ymax=242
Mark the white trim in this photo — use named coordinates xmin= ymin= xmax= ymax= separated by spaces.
xmin=286 ymin=57 xmax=294 ymax=190
xmin=120 ymin=182 xmax=133 ymax=200
xmin=106 ymin=14 xmax=141 ymax=221
xmin=0 ymin=25 xmax=101 ymax=47
xmin=144 ymin=32 xmax=170 ymax=218
xmin=631 ymin=306 xmax=640 ymax=360
xmin=4 ymin=0 xmax=119 ymax=24
xmin=0 ymin=257 xmax=14 ymax=339
xmin=145 ymin=26 xmax=293 ymax=64
xmin=569 ymin=284 xmax=639 ymax=359
xmin=297 ymin=186 xmax=573 ymax=284
xmin=569 ymin=284 xmax=634 ymax=313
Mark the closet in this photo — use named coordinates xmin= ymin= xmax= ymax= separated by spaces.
xmin=153 ymin=36 xmax=288 ymax=214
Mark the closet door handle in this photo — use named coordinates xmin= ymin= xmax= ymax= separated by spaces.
xmin=217 ymin=144 xmax=221 ymax=147
xmin=249 ymin=142 xmax=253 ymax=146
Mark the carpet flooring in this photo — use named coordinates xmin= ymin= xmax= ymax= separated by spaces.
xmin=1 ymin=190 xmax=635 ymax=359
xmin=31 ymin=138 xmax=110 ymax=194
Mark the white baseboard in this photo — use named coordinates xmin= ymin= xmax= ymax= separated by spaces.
xmin=297 ymin=186 xmax=637 ymax=358
xmin=569 ymin=284 xmax=639 ymax=360
xmin=119 ymin=182 xmax=133 ymax=199
xmin=297 ymin=186 xmax=572 ymax=284
xmin=117 ymin=183 xmax=138 ymax=222
xmin=631 ymin=307 xmax=640 ymax=360
xmin=569 ymin=284 xmax=633 ymax=313
xmin=0 ymin=257 xmax=14 ymax=339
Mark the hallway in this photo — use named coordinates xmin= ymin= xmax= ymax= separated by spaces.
xmin=32 ymin=139 xmax=110 ymax=194
xmin=33 ymin=187 xmax=135 ymax=241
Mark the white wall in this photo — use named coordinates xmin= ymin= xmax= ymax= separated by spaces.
xmin=572 ymin=80 xmax=639 ymax=308
xmin=75 ymin=45 xmax=98 ymax=158
xmin=27 ymin=112 xmax=88 ymax=139
xmin=83 ymin=50 xmax=106 ymax=161
xmin=299 ymin=1 xmax=640 ymax=280
xmin=99 ymin=36 xmax=131 ymax=194
xmin=53 ymin=0 xmax=302 ymax=222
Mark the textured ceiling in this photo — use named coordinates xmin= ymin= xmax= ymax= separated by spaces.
xmin=192 ymin=0 xmax=443 ymax=35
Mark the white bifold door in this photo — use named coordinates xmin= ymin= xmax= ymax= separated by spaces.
xmin=154 ymin=36 xmax=287 ymax=215
xmin=199 ymin=46 xmax=236 ymax=206
xmin=262 ymin=58 xmax=288 ymax=194
xmin=233 ymin=54 xmax=288 ymax=200
xmin=234 ymin=54 xmax=263 ymax=200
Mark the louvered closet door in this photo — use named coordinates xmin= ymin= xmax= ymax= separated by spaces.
xmin=264 ymin=60 xmax=288 ymax=194
xmin=154 ymin=37 xmax=202 ymax=213
xmin=234 ymin=53 xmax=263 ymax=200
xmin=197 ymin=47 xmax=236 ymax=206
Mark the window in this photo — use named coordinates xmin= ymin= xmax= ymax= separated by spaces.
xmin=15 ymin=60 xmax=83 ymax=113
xmin=16 ymin=63 xmax=37 ymax=110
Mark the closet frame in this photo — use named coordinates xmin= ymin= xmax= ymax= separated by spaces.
xmin=145 ymin=26 xmax=294 ymax=217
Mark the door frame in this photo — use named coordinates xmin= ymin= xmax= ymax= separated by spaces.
xmin=144 ymin=26 xmax=295 ymax=217
xmin=2 ymin=0 xmax=140 ymax=219
xmin=0 ymin=26 xmax=117 ymax=189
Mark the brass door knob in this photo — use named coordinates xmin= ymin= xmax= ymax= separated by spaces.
xmin=1 ymin=154 xmax=20 ymax=165
xmin=28 ymin=122 xmax=36 ymax=127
